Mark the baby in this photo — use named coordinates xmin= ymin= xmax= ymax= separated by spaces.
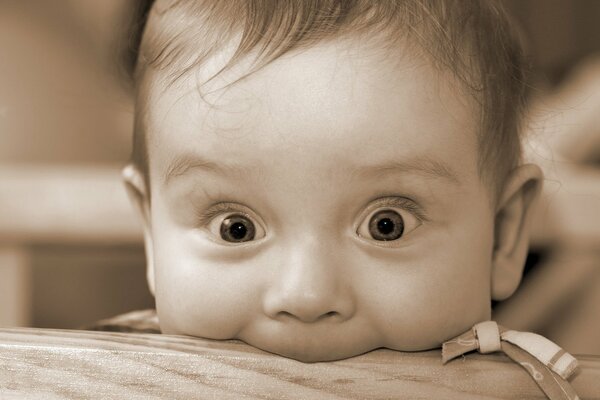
xmin=121 ymin=0 xmax=543 ymax=363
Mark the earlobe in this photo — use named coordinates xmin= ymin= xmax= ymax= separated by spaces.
xmin=122 ymin=164 xmax=156 ymax=296
xmin=491 ymin=163 xmax=543 ymax=300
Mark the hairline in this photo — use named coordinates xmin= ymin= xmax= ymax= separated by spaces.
xmin=132 ymin=0 xmax=523 ymax=205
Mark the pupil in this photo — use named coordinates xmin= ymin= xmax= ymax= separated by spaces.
xmin=377 ymin=218 xmax=395 ymax=234
xmin=220 ymin=215 xmax=256 ymax=242
xmin=229 ymin=222 xmax=247 ymax=239
xmin=367 ymin=210 xmax=404 ymax=241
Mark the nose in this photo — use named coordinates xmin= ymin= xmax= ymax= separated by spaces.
xmin=262 ymin=236 xmax=355 ymax=323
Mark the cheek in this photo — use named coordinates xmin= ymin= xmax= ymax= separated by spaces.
xmin=152 ymin=234 xmax=260 ymax=339
xmin=366 ymin=216 xmax=494 ymax=350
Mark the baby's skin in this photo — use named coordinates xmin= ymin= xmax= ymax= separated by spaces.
xmin=125 ymin=37 xmax=542 ymax=362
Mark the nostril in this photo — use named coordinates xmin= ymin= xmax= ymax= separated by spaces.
xmin=275 ymin=310 xmax=339 ymax=322
xmin=321 ymin=311 xmax=338 ymax=319
xmin=314 ymin=311 xmax=341 ymax=322
xmin=277 ymin=311 xmax=295 ymax=319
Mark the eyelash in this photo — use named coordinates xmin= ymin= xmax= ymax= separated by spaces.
xmin=364 ymin=197 xmax=428 ymax=223
xmin=196 ymin=202 xmax=252 ymax=226
xmin=196 ymin=197 xmax=428 ymax=228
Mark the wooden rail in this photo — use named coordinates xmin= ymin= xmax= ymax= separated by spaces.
xmin=0 ymin=164 xmax=144 ymax=326
xmin=0 ymin=164 xmax=142 ymax=244
xmin=1 ymin=328 xmax=599 ymax=399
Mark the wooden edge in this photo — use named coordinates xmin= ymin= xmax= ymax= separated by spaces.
xmin=1 ymin=327 xmax=599 ymax=399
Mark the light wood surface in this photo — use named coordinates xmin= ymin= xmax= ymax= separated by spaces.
xmin=1 ymin=328 xmax=598 ymax=399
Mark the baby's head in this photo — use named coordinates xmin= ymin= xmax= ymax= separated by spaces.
xmin=124 ymin=0 xmax=542 ymax=362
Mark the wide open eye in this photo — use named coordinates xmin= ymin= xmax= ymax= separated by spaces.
xmin=201 ymin=204 xmax=266 ymax=244
xmin=357 ymin=199 xmax=424 ymax=243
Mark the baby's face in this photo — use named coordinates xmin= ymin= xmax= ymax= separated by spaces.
xmin=142 ymin=40 xmax=496 ymax=361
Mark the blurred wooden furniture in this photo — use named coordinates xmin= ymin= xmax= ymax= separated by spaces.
xmin=0 ymin=1 xmax=140 ymax=328
xmin=1 ymin=327 xmax=599 ymax=399
xmin=0 ymin=165 xmax=142 ymax=326
xmin=0 ymin=165 xmax=141 ymax=244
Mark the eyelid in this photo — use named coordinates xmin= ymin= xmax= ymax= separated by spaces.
xmin=196 ymin=202 xmax=267 ymax=246
xmin=361 ymin=197 xmax=428 ymax=223
xmin=196 ymin=202 xmax=256 ymax=226
xmin=355 ymin=196 xmax=427 ymax=247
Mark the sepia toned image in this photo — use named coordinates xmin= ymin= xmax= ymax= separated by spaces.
xmin=1 ymin=1 xmax=599 ymax=398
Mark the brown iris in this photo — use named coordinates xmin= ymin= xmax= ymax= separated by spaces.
xmin=368 ymin=210 xmax=404 ymax=241
xmin=220 ymin=215 xmax=256 ymax=242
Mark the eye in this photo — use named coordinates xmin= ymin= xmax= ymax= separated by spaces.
xmin=356 ymin=199 xmax=424 ymax=243
xmin=367 ymin=210 xmax=404 ymax=240
xmin=218 ymin=214 xmax=256 ymax=242
xmin=200 ymin=203 xmax=266 ymax=244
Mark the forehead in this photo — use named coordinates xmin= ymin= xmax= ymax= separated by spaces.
xmin=142 ymin=39 xmax=480 ymax=189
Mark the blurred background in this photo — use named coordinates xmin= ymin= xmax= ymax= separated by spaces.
xmin=0 ymin=1 xmax=152 ymax=331
xmin=1 ymin=1 xmax=599 ymax=354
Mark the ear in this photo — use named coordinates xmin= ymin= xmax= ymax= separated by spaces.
xmin=491 ymin=163 xmax=543 ymax=300
xmin=122 ymin=164 xmax=155 ymax=296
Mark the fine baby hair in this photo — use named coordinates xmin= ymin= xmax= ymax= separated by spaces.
xmin=129 ymin=0 xmax=526 ymax=197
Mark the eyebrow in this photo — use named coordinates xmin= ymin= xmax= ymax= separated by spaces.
xmin=163 ymin=153 xmax=460 ymax=185
xmin=163 ymin=153 xmax=256 ymax=185
xmin=353 ymin=157 xmax=460 ymax=185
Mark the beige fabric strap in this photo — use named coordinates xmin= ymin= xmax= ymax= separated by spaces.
xmin=473 ymin=321 xmax=502 ymax=353
xmin=501 ymin=330 xmax=578 ymax=380
xmin=442 ymin=321 xmax=579 ymax=400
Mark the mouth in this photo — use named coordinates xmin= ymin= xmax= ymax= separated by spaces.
xmin=236 ymin=323 xmax=379 ymax=363
xmin=245 ymin=339 xmax=368 ymax=362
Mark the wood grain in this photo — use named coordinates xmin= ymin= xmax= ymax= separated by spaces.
xmin=1 ymin=328 xmax=598 ymax=399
